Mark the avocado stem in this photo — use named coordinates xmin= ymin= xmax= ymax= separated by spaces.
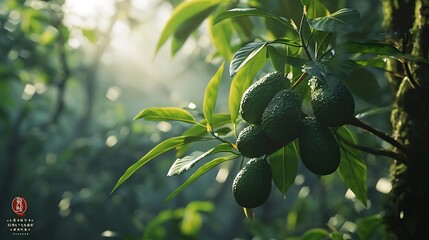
xmin=347 ymin=117 xmax=409 ymax=156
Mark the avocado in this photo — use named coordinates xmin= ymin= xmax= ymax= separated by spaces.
xmin=310 ymin=74 xmax=355 ymax=127
xmin=232 ymin=158 xmax=272 ymax=208
xmin=299 ymin=116 xmax=340 ymax=175
xmin=236 ymin=124 xmax=278 ymax=158
xmin=240 ymin=72 xmax=290 ymax=124
xmin=262 ymin=89 xmax=302 ymax=144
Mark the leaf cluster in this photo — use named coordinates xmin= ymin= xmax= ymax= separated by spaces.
xmin=113 ymin=0 xmax=423 ymax=211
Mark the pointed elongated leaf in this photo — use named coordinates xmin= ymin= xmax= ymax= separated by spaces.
xmin=303 ymin=58 xmax=360 ymax=79
xmin=356 ymin=214 xmax=385 ymax=240
xmin=301 ymin=228 xmax=330 ymax=240
xmin=112 ymin=136 xmax=208 ymax=192
xmin=334 ymin=41 xmax=429 ymax=63
xmin=229 ymin=45 xmax=267 ymax=124
xmin=334 ymin=41 xmax=400 ymax=55
xmin=155 ymin=0 xmax=222 ymax=54
xmin=302 ymin=0 xmax=330 ymax=19
xmin=203 ymin=63 xmax=224 ymax=130
xmin=209 ymin=14 xmax=234 ymax=61
xmin=269 ymin=38 xmax=302 ymax=47
xmin=344 ymin=68 xmax=383 ymax=106
xmin=269 ymin=142 xmax=298 ymax=196
xmin=230 ymin=42 xmax=267 ymax=77
xmin=134 ymin=107 xmax=196 ymax=124
xmin=164 ymin=155 xmax=237 ymax=203
xmin=167 ymin=143 xmax=235 ymax=176
xmin=176 ymin=114 xmax=232 ymax=157
xmin=268 ymin=44 xmax=287 ymax=72
xmin=308 ymin=8 xmax=360 ymax=33
xmin=213 ymin=8 xmax=293 ymax=29
xmin=171 ymin=5 xmax=217 ymax=55
xmin=336 ymin=126 xmax=368 ymax=207
xmin=182 ymin=114 xmax=231 ymax=137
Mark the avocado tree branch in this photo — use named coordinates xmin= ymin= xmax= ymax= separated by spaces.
xmin=335 ymin=132 xmax=408 ymax=165
xmin=347 ymin=116 xmax=409 ymax=155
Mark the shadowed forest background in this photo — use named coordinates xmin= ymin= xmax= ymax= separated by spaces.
xmin=0 ymin=0 xmax=415 ymax=239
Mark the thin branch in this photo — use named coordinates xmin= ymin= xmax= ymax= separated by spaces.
xmin=315 ymin=32 xmax=330 ymax=60
xmin=347 ymin=117 xmax=409 ymax=155
xmin=291 ymin=72 xmax=308 ymax=90
xmin=299 ymin=9 xmax=313 ymax=61
xmin=402 ymin=60 xmax=420 ymax=88
xmin=335 ymin=132 xmax=408 ymax=165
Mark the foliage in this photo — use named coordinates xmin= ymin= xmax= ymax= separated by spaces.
xmin=1 ymin=0 xmax=421 ymax=239
xmin=110 ymin=0 xmax=427 ymax=237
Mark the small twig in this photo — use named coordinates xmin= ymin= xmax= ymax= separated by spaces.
xmin=298 ymin=9 xmax=313 ymax=61
xmin=402 ymin=60 xmax=419 ymax=88
xmin=335 ymin=132 xmax=408 ymax=165
xmin=315 ymin=32 xmax=331 ymax=60
xmin=209 ymin=129 xmax=236 ymax=149
xmin=291 ymin=72 xmax=308 ymax=90
xmin=347 ymin=117 xmax=409 ymax=155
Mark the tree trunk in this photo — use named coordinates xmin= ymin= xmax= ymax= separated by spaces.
xmin=383 ymin=0 xmax=429 ymax=239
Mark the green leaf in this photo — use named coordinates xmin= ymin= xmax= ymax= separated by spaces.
xmin=155 ymin=0 xmax=222 ymax=54
xmin=203 ymin=63 xmax=224 ymax=130
xmin=308 ymin=8 xmax=360 ymax=33
xmin=334 ymin=41 xmax=400 ymax=55
xmin=81 ymin=28 xmax=97 ymax=43
xmin=343 ymin=68 xmax=383 ymax=106
xmin=267 ymin=40 xmax=308 ymax=71
xmin=229 ymin=44 xmax=267 ymax=124
xmin=330 ymin=232 xmax=345 ymax=240
xmin=167 ymin=143 xmax=235 ymax=176
xmin=356 ymin=214 xmax=385 ymax=239
xmin=302 ymin=0 xmax=330 ymax=19
xmin=164 ymin=155 xmax=237 ymax=203
xmin=209 ymin=14 xmax=234 ymax=61
xmin=312 ymin=31 xmax=333 ymax=57
xmin=304 ymin=59 xmax=360 ymax=79
xmin=268 ymin=44 xmax=287 ymax=72
xmin=336 ymin=126 xmax=368 ymax=207
xmin=134 ymin=107 xmax=196 ymax=124
xmin=334 ymin=41 xmax=429 ymax=63
xmin=111 ymin=136 xmax=207 ymax=193
xmin=171 ymin=5 xmax=217 ymax=55
xmin=182 ymin=114 xmax=231 ymax=137
xmin=323 ymin=58 xmax=361 ymax=78
xmin=269 ymin=38 xmax=302 ymax=47
xmin=355 ymin=58 xmax=387 ymax=69
xmin=214 ymin=8 xmax=293 ymax=29
xmin=230 ymin=42 xmax=267 ymax=77
xmin=177 ymin=114 xmax=231 ymax=157
xmin=269 ymin=142 xmax=298 ymax=196
xmin=301 ymin=228 xmax=330 ymax=240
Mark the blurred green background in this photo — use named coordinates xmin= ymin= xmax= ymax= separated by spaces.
xmin=0 ymin=0 xmax=394 ymax=239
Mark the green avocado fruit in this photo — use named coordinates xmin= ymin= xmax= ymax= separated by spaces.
xmin=309 ymin=75 xmax=355 ymax=127
xmin=232 ymin=158 xmax=272 ymax=208
xmin=262 ymin=89 xmax=302 ymax=144
xmin=299 ymin=116 xmax=340 ymax=175
xmin=240 ymin=72 xmax=290 ymax=124
xmin=236 ymin=125 xmax=278 ymax=158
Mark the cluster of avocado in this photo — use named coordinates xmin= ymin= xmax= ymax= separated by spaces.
xmin=232 ymin=72 xmax=355 ymax=208
xmin=237 ymin=72 xmax=301 ymax=157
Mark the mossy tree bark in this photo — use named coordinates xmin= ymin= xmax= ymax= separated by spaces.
xmin=382 ymin=0 xmax=429 ymax=239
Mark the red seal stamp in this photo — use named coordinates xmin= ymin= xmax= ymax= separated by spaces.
xmin=11 ymin=197 xmax=27 ymax=217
